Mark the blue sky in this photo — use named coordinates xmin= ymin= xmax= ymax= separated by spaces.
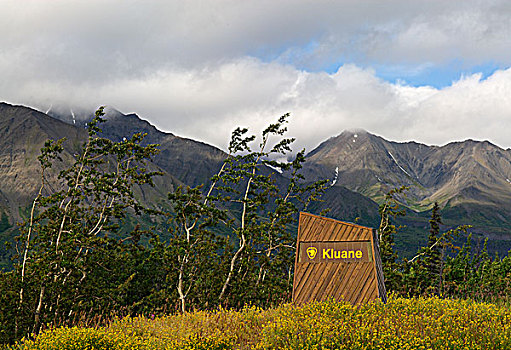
xmin=1 ymin=0 xmax=511 ymax=151
xmin=273 ymin=54 xmax=506 ymax=89
xmin=372 ymin=61 xmax=505 ymax=88
xmin=251 ymin=26 xmax=509 ymax=89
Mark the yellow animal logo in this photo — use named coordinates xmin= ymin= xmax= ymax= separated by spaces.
xmin=306 ymin=246 xmax=317 ymax=260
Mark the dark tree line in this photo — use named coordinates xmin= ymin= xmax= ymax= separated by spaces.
xmin=378 ymin=187 xmax=511 ymax=302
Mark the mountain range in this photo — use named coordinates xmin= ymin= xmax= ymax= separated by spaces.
xmin=302 ymin=130 xmax=511 ymax=246
xmin=1 ymin=102 xmax=510 ymax=267
xmin=305 ymin=129 xmax=511 ymax=211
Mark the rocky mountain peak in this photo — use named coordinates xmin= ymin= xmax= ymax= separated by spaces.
xmin=303 ymin=128 xmax=511 ymax=211
xmin=1 ymin=103 xmax=511 ymax=258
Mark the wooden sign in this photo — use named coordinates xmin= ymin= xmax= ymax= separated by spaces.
xmin=292 ymin=212 xmax=387 ymax=305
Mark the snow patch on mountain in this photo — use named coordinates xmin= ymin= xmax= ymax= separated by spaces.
xmin=266 ymin=163 xmax=283 ymax=174
xmin=388 ymin=151 xmax=412 ymax=177
xmin=331 ymin=166 xmax=339 ymax=186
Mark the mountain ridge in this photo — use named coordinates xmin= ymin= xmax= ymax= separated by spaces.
xmin=301 ymin=129 xmax=511 ymax=253
xmin=0 ymin=102 xmax=378 ymax=227
xmin=2 ymin=102 xmax=511 ymax=260
xmin=303 ymin=129 xmax=511 ymax=210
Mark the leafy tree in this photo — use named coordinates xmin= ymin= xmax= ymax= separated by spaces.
xmin=164 ymin=185 xmax=228 ymax=312
xmin=213 ymin=114 xmax=328 ymax=307
xmin=0 ymin=108 xmax=328 ymax=343
xmin=162 ymin=113 xmax=328 ymax=310
xmin=12 ymin=107 xmax=161 ymax=339
xmin=442 ymin=234 xmax=510 ymax=302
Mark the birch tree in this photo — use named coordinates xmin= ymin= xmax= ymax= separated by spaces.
xmin=214 ymin=114 xmax=328 ymax=306
xmin=14 ymin=107 xmax=160 ymax=337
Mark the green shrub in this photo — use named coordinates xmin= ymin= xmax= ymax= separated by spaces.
xmin=10 ymin=296 xmax=511 ymax=350
xmin=10 ymin=327 xmax=150 ymax=350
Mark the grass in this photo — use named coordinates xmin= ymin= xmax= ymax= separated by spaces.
xmin=8 ymin=295 xmax=511 ymax=349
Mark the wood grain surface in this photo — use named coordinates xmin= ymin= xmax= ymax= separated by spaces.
xmin=292 ymin=212 xmax=387 ymax=305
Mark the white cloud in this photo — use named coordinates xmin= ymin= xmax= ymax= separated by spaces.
xmin=1 ymin=1 xmax=511 ymax=153
xmin=1 ymin=1 xmax=511 ymax=75
xmin=7 ymin=58 xmax=510 ymax=153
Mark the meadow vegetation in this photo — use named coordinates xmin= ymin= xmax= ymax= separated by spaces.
xmin=1 ymin=107 xmax=511 ymax=347
xmin=0 ymin=109 xmax=327 ymax=343
xmin=8 ymin=295 xmax=511 ymax=349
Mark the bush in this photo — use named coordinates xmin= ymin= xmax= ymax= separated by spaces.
xmin=10 ymin=326 xmax=149 ymax=350
xmin=10 ymin=296 xmax=511 ymax=350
